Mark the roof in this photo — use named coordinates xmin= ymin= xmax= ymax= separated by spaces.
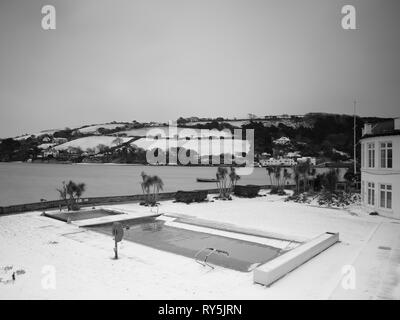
xmin=361 ymin=119 xmax=400 ymax=140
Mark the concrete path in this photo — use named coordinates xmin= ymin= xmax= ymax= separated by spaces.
xmin=330 ymin=221 xmax=400 ymax=299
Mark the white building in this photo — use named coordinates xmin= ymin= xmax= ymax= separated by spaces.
xmin=273 ymin=136 xmax=291 ymax=145
xmin=260 ymin=157 xmax=296 ymax=166
xmin=360 ymin=118 xmax=400 ymax=219
xmin=297 ymin=157 xmax=316 ymax=166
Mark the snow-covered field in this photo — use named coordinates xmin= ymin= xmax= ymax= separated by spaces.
xmin=1 ymin=192 xmax=399 ymax=300
xmin=77 ymin=123 xmax=128 ymax=134
xmin=54 ymin=136 xmax=132 ymax=152
xmin=131 ymin=138 xmax=250 ymax=156
xmin=118 ymin=126 xmax=233 ymax=139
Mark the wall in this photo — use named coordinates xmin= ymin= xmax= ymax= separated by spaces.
xmin=0 ymin=185 xmax=284 ymax=215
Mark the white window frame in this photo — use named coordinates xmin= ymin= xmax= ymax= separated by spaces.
xmin=367 ymin=143 xmax=375 ymax=168
xmin=379 ymin=184 xmax=392 ymax=210
xmin=380 ymin=141 xmax=393 ymax=169
xmin=367 ymin=182 xmax=375 ymax=206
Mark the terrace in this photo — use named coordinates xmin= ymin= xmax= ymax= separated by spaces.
xmin=1 ymin=191 xmax=399 ymax=299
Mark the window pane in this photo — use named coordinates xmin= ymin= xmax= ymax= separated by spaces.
xmin=387 ymin=192 xmax=392 ymax=209
xmin=388 ymin=149 xmax=392 ymax=168
xmin=380 ymin=191 xmax=385 ymax=208
xmin=387 ymin=185 xmax=392 ymax=190
xmin=381 ymin=150 xmax=386 ymax=168
xmin=372 ymin=150 xmax=375 ymax=167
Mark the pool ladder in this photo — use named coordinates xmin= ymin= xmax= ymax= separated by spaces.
xmin=194 ymin=247 xmax=230 ymax=270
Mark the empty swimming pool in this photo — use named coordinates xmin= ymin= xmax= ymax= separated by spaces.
xmin=87 ymin=216 xmax=292 ymax=272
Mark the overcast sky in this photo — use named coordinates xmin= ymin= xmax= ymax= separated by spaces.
xmin=0 ymin=0 xmax=399 ymax=138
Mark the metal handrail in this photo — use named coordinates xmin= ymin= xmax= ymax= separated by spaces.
xmin=194 ymin=247 xmax=230 ymax=269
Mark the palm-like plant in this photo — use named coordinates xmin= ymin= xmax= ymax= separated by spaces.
xmin=216 ymin=166 xmax=228 ymax=199
xmin=140 ymin=171 xmax=151 ymax=205
xmin=57 ymin=180 xmax=86 ymax=211
xmin=140 ymin=172 xmax=164 ymax=206
xmin=151 ymin=175 xmax=164 ymax=204
xmin=283 ymin=168 xmax=291 ymax=187
xmin=228 ymin=167 xmax=240 ymax=194
xmin=266 ymin=166 xmax=274 ymax=186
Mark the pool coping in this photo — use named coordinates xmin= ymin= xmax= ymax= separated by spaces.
xmin=74 ymin=214 xmax=161 ymax=227
xmin=164 ymin=213 xmax=307 ymax=243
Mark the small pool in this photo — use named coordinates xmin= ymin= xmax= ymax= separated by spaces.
xmin=87 ymin=217 xmax=288 ymax=272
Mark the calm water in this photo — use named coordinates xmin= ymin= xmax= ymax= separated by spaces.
xmin=0 ymin=162 xmax=270 ymax=206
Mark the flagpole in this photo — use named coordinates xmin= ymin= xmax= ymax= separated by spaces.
xmin=353 ymin=100 xmax=357 ymax=174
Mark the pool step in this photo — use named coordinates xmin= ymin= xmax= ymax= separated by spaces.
xmin=253 ymin=232 xmax=339 ymax=287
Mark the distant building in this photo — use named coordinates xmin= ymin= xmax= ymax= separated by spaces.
xmin=43 ymin=148 xmax=59 ymax=158
xmin=41 ymin=136 xmax=52 ymax=143
xmin=273 ymin=136 xmax=291 ymax=145
xmin=297 ymin=157 xmax=316 ymax=166
xmin=260 ymin=157 xmax=296 ymax=166
xmin=286 ymin=151 xmax=301 ymax=158
xmin=53 ymin=137 xmax=68 ymax=145
xmin=360 ymin=118 xmax=400 ymax=219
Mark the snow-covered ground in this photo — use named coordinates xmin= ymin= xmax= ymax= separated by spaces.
xmin=118 ymin=126 xmax=233 ymax=139
xmin=77 ymin=123 xmax=128 ymax=134
xmin=54 ymin=136 xmax=132 ymax=152
xmin=1 ymin=192 xmax=399 ymax=299
xmin=131 ymin=138 xmax=250 ymax=156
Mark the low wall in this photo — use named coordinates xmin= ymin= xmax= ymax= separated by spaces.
xmin=0 ymin=192 xmax=178 ymax=215
xmin=0 ymin=184 xmax=295 ymax=215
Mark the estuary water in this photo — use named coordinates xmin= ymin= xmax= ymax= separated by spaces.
xmin=0 ymin=162 xmax=269 ymax=206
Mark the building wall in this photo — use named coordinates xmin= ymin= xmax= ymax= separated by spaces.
xmin=360 ymin=135 xmax=400 ymax=219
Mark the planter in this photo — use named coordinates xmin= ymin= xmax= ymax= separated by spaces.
xmin=174 ymin=190 xmax=208 ymax=204
xmin=234 ymin=185 xmax=260 ymax=198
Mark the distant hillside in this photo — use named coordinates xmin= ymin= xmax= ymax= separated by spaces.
xmin=0 ymin=113 xmax=392 ymax=163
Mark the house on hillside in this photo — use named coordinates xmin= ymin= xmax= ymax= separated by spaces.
xmin=53 ymin=137 xmax=68 ymax=145
xmin=273 ymin=136 xmax=291 ymax=145
xmin=260 ymin=157 xmax=296 ymax=166
xmin=43 ymin=147 xmax=59 ymax=158
xmin=298 ymin=157 xmax=316 ymax=166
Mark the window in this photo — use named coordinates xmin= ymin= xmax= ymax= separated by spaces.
xmin=367 ymin=143 xmax=375 ymax=168
xmin=361 ymin=143 xmax=365 ymax=168
xmin=380 ymin=184 xmax=392 ymax=209
xmin=367 ymin=182 xmax=375 ymax=206
xmin=380 ymin=142 xmax=393 ymax=168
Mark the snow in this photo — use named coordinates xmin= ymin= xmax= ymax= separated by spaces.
xmin=54 ymin=136 xmax=132 ymax=152
xmin=119 ymin=126 xmax=233 ymax=139
xmin=12 ymin=129 xmax=64 ymax=140
xmin=333 ymin=148 xmax=350 ymax=157
xmin=77 ymin=124 xmax=127 ymax=134
xmin=1 ymin=192 xmax=399 ymax=299
xmin=37 ymin=143 xmax=56 ymax=150
xmin=131 ymin=138 xmax=250 ymax=156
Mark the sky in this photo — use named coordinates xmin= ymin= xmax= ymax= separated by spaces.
xmin=0 ymin=0 xmax=399 ymax=138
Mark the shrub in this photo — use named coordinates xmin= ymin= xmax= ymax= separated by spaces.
xmin=269 ymin=186 xmax=287 ymax=195
xmin=174 ymin=190 xmax=208 ymax=204
xmin=234 ymin=185 xmax=260 ymax=198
